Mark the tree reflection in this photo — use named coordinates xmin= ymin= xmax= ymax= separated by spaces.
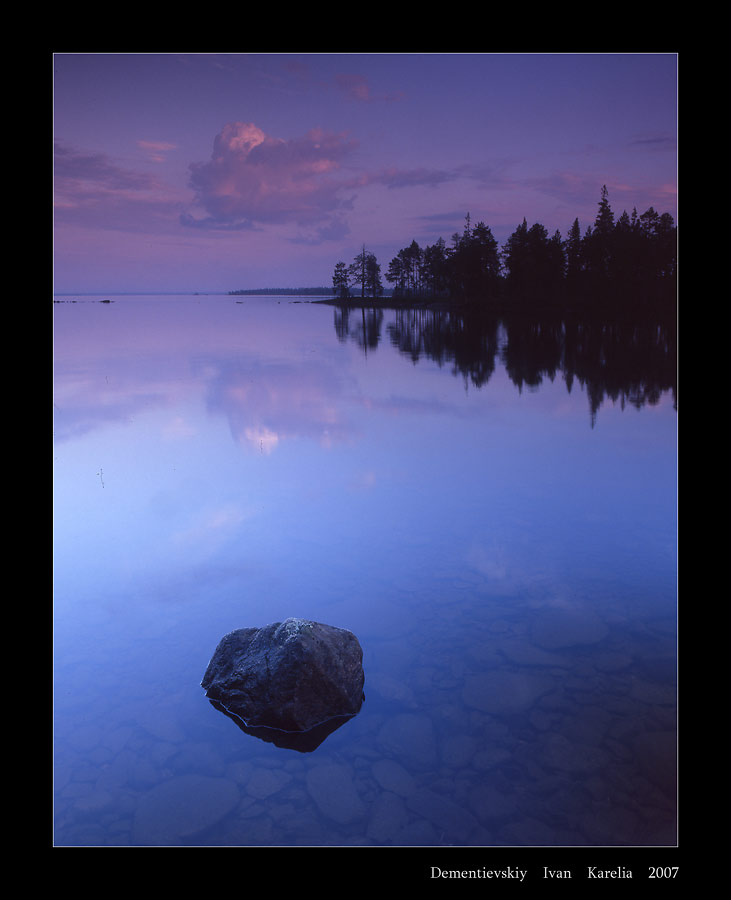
xmin=336 ymin=303 xmax=676 ymax=426
xmin=333 ymin=305 xmax=384 ymax=354
xmin=386 ymin=308 xmax=500 ymax=390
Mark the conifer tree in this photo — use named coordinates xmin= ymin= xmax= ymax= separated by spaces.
xmin=565 ymin=218 xmax=583 ymax=285
xmin=332 ymin=261 xmax=350 ymax=299
xmin=348 ymin=245 xmax=370 ymax=299
xmin=365 ymin=252 xmax=383 ymax=298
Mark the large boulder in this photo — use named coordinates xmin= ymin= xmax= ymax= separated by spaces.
xmin=201 ymin=618 xmax=365 ymax=733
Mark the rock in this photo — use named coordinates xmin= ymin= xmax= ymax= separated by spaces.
xmin=169 ymin=741 xmax=225 ymax=776
xmin=628 ymin=680 xmax=676 ymax=706
xmin=468 ymin=784 xmax=520 ymax=823
xmin=201 ymin=618 xmax=365 ymax=733
xmin=440 ymin=734 xmax=478 ymax=769
xmin=472 ymin=747 xmax=511 ymax=771
xmin=393 ymin=819 xmax=439 ymax=845
xmin=406 ymin=788 xmax=478 ymax=843
xmin=371 ymin=759 xmax=417 ymax=797
xmin=367 ymin=672 xmax=418 ymax=707
xmin=367 ymin=791 xmax=409 ymax=842
xmin=246 ymin=767 xmax=293 ymax=800
xmin=210 ymin=698 xmax=356 ymax=752
xmin=132 ymin=775 xmax=239 ymax=845
xmin=500 ymin=639 xmax=571 ymax=668
xmin=499 ymin=816 xmax=577 ymax=846
xmin=73 ymin=789 xmax=115 ymax=819
xmin=539 ymin=733 xmax=611 ymax=774
xmin=530 ymin=608 xmax=608 ymax=649
xmin=136 ymin=706 xmax=186 ymax=743
xmin=306 ymin=763 xmax=366 ymax=824
xmin=463 ymin=671 xmax=554 ymax=715
xmin=377 ymin=713 xmax=437 ymax=771
xmin=633 ymin=731 xmax=677 ymax=794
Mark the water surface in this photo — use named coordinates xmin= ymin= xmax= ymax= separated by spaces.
xmin=53 ymin=295 xmax=677 ymax=847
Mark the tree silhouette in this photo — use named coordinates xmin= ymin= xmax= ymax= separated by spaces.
xmin=343 ymin=246 xmax=383 ymax=299
xmin=332 ymin=186 xmax=676 ymax=320
xmin=332 ymin=261 xmax=350 ymax=299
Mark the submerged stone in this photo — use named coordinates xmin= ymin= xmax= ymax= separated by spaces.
xmin=132 ymin=775 xmax=239 ymax=845
xmin=201 ymin=618 xmax=365 ymax=734
xmin=530 ymin=608 xmax=609 ymax=650
xmin=306 ymin=763 xmax=366 ymax=824
xmin=462 ymin=670 xmax=554 ymax=714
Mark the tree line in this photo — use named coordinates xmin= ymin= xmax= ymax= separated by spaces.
xmin=332 ymin=186 xmax=676 ymax=318
xmin=229 ymin=286 xmax=334 ymax=296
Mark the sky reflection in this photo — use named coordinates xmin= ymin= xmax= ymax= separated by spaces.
xmin=54 ymin=297 xmax=676 ymax=626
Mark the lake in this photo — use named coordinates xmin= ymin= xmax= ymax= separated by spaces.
xmin=53 ymin=294 xmax=677 ymax=848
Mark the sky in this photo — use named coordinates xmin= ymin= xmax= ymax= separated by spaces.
xmin=53 ymin=52 xmax=678 ymax=294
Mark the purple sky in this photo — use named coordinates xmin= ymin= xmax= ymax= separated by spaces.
xmin=53 ymin=53 xmax=677 ymax=294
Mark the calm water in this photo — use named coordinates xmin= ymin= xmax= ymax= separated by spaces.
xmin=53 ymin=295 xmax=677 ymax=847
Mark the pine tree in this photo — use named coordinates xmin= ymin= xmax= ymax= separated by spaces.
xmin=565 ymin=218 xmax=582 ymax=285
xmin=365 ymin=252 xmax=383 ymax=298
xmin=586 ymin=185 xmax=615 ymax=282
xmin=422 ymin=237 xmax=448 ymax=297
xmin=332 ymin=261 xmax=350 ymax=299
xmin=385 ymin=254 xmax=406 ymax=295
xmin=348 ymin=245 xmax=369 ymax=299
xmin=501 ymin=218 xmax=530 ymax=299
xmin=594 ymin=185 xmax=615 ymax=237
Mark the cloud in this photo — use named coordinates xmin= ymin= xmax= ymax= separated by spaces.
xmin=244 ymin=425 xmax=279 ymax=455
xmin=629 ymin=134 xmax=676 ymax=151
xmin=334 ymin=72 xmax=404 ymax=103
xmin=162 ymin=415 xmax=197 ymax=439
xmin=527 ymin=172 xmax=677 ymax=218
xmin=373 ymin=166 xmax=457 ymax=190
xmin=525 ymin=172 xmax=601 ymax=206
xmin=348 ymin=470 xmax=377 ymax=492
xmin=137 ymin=139 xmax=177 ymax=162
xmin=362 ymin=159 xmax=520 ymax=194
xmin=288 ymin=214 xmax=351 ymax=244
xmin=182 ymin=121 xmax=359 ymax=232
xmin=54 ymin=141 xmax=185 ymax=231
xmin=170 ymin=502 xmax=254 ymax=552
xmin=335 ymin=73 xmax=371 ymax=101
xmin=55 ymin=142 xmax=157 ymax=192
xmin=204 ymin=356 xmax=357 ymax=452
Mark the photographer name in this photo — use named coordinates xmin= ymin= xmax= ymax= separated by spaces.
xmin=430 ymin=866 xmax=635 ymax=881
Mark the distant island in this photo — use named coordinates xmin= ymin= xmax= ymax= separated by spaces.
xmin=229 ymin=286 xmax=394 ymax=297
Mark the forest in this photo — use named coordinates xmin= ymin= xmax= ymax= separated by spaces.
xmin=332 ymin=187 xmax=676 ymax=320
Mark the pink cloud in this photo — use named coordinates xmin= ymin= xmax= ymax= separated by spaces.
xmin=335 ymin=73 xmax=372 ymax=102
xmin=55 ymin=142 xmax=156 ymax=192
xmin=137 ymin=139 xmax=177 ymax=162
xmin=206 ymin=357 xmax=357 ymax=451
xmin=334 ymin=72 xmax=404 ymax=103
xmin=183 ymin=121 xmax=359 ymax=232
xmin=54 ymin=141 xmax=186 ymax=232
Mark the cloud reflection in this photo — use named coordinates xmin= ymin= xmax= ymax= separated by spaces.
xmin=170 ymin=502 xmax=254 ymax=553
xmin=203 ymin=358 xmax=357 ymax=453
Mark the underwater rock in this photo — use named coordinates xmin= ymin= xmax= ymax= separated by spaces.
xmin=201 ymin=618 xmax=365 ymax=734
xmin=530 ymin=608 xmax=609 ymax=649
xmin=462 ymin=670 xmax=554 ymax=715
xmin=132 ymin=775 xmax=239 ymax=845
xmin=306 ymin=763 xmax=366 ymax=824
